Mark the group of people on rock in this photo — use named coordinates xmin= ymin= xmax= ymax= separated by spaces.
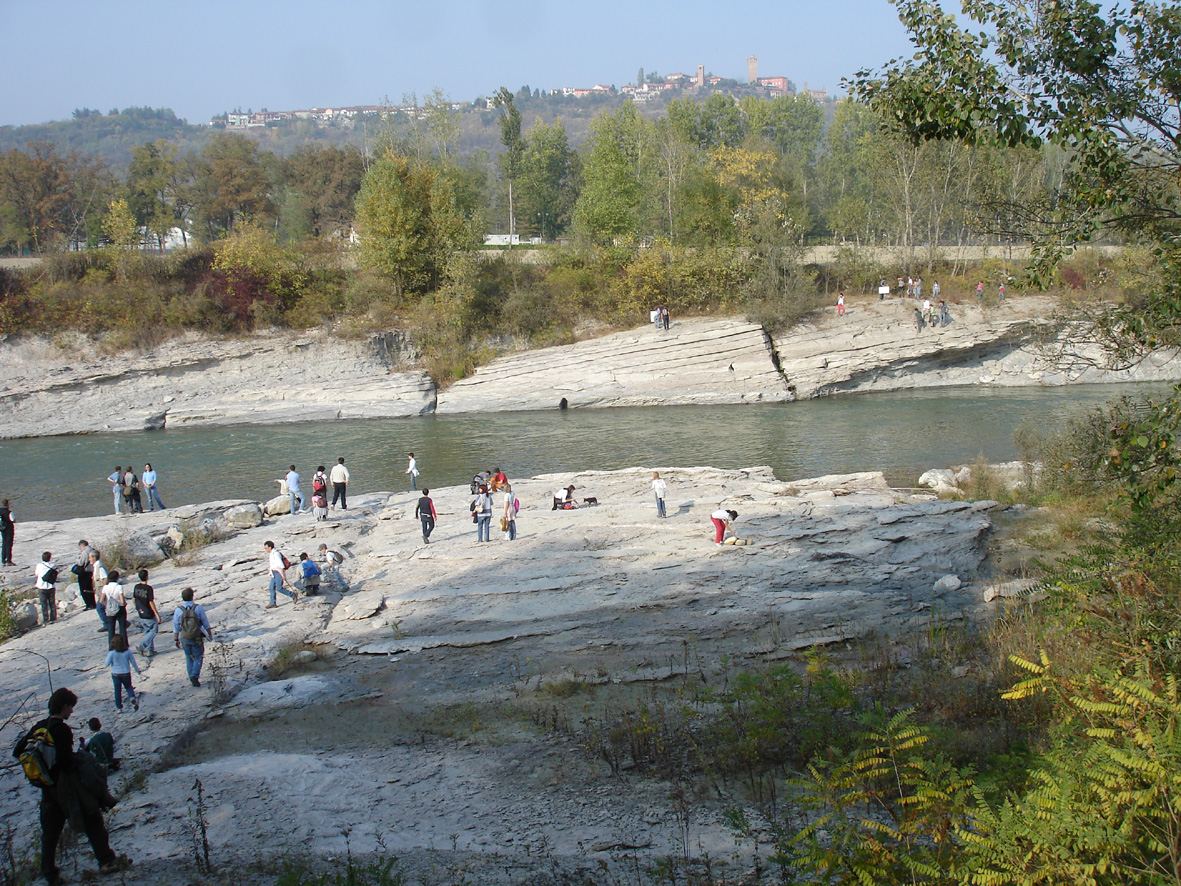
xmin=103 ymin=463 xmax=165 ymax=515
xmin=275 ymin=457 xmax=351 ymax=519
xmin=650 ymin=305 xmax=671 ymax=330
xmin=467 ymin=467 xmax=519 ymax=543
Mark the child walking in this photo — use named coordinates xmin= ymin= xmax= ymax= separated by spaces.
xmin=105 ymin=634 xmax=141 ymax=712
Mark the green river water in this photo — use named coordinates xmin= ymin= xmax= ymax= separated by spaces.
xmin=0 ymin=382 xmax=1170 ymax=522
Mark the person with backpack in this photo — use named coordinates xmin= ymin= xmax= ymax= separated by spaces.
xmin=173 ymin=587 xmax=212 ymax=687
xmin=12 ymin=687 xmax=130 ymax=884
xmin=35 ymin=551 xmax=59 ymax=624
xmin=317 ymin=544 xmax=348 ymax=590
xmin=311 ymin=466 xmax=329 ymax=520
xmin=122 ymin=466 xmax=143 ymax=514
xmin=471 ymin=484 xmax=493 ymax=542
xmin=100 ymin=570 xmax=129 ymax=642
xmin=132 ymin=568 xmax=159 ymax=657
xmin=82 ymin=718 xmax=118 ymax=772
xmin=415 ymin=488 xmax=437 ymax=544
xmin=263 ymin=540 xmax=298 ymax=608
xmin=298 ymin=553 xmax=321 ymax=595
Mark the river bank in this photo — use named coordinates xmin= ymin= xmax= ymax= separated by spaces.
xmin=2 ymin=294 xmax=1178 ymax=440
xmin=0 ymin=466 xmax=1010 ymax=885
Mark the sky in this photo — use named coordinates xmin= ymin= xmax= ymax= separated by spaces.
xmin=0 ymin=0 xmax=917 ymax=127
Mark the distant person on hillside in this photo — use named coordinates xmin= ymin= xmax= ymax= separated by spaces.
xmin=662 ymin=305 xmax=670 ymax=330
xmin=415 ymin=488 xmax=437 ymax=544
xmin=976 ymin=281 xmax=984 ymax=301
xmin=939 ymin=300 xmax=951 ymax=327
xmin=141 ymin=463 xmax=165 ymax=511
xmin=330 ymin=458 xmax=350 ymax=510
xmin=932 ymin=280 xmax=940 ymax=301
xmin=998 ymin=282 xmax=1006 ymax=299
xmin=651 ymin=306 xmax=661 ymax=329
xmin=173 ymin=587 xmax=212 ymax=687
xmin=836 ymin=292 xmax=846 ymax=316
xmin=35 ymin=551 xmax=58 ymax=624
xmin=0 ymin=498 xmax=14 ymax=565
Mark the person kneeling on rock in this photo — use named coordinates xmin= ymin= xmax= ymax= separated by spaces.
xmin=298 ymin=553 xmax=321 ymax=595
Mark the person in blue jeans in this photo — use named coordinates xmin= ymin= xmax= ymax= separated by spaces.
xmin=132 ymin=569 xmax=159 ymax=657
xmin=104 ymin=634 xmax=140 ymax=712
xmin=104 ymin=466 xmax=124 ymax=515
xmin=141 ymin=463 xmax=165 ymax=511
xmin=263 ymin=540 xmax=298 ymax=607
xmin=472 ymin=485 xmax=493 ymax=542
xmin=278 ymin=466 xmax=304 ymax=515
xmin=172 ymin=587 xmax=212 ymax=687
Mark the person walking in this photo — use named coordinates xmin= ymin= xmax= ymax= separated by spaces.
xmin=836 ymin=292 xmax=845 ymax=316
xmin=172 ymin=587 xmax=212 ymax=687
xmin=263 ymin=540 xmax=298 ymax=608
xmin=141 ymin=463 xmax=165 ymax=511
xmin=277 ymin=465 xmax=304 ymax=515
xmin=104 ymin=635 xmax=140 ymax=713
xmin=710 ymin=508 xmax=739 ymax=546
xmin=330 ymin=457 xmax=350 ymax=510
xmin=90 ymin=550 xmax=111 ymax=634
xmin=652 ymin=472 xmax=668 ymax=519
xmin=34 ymin=552 xmax=58 ymax=623
xmin=0 ymin=499 xmax=14 ymax=565
xmin=75 ymin=540 xmax=97 ymax=612
xmin=104 ymin=467 xmax=124 ymax=515
xmin=502 ymin=484 xmax=517 ymax=541
xmin=405 ymin=453 xmax=419 ymax=490
xmin=100 ymin=570 xmax=129 ymax=642
xmin=132 ymin=569 xmax=159 ymax=657
xmin=472 ymin=484 xmax=493 ymax=542
xmin=12 ymin=688 xmax=130 ymax=885
xmin=415 ymin=488 xmax=437 ymax=543
xmin=35 ymin=551 xmax=58 ymax=624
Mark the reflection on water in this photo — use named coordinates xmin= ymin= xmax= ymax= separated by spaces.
xmin=0 ymin=382 xmax=1170 ymax=521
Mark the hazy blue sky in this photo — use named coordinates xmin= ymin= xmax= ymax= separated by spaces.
xmin=2 ymin=0 xmax=916 ymax=126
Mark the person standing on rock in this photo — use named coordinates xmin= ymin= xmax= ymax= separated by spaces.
xmin=173 ymin=587 xmax=212 ymax=687
xmin=932 ymin=280 xmax=940 ymax=301
xmin=13 ymin=687 xmax=131 ymax=885
xmin=100 ymin=570 xmax=129 ymax=642
xmin=132 ymin=569 xmax=159 ymax=657
xmin=35 ymin=551 xmax=58 ymax=624
xmin=89 ymin=550 xmax=111 ymax=634
xmin=662 ymin=305 xmax=670 ymax=330
xmin=330 ymin=457 xmax=350 ymax=510
xmin=502 ymin=483 xmax=518 ymax=540
xmin=652 ymin=472 xmax=667 ymax=519
xmin=278 ymin=465 xmax=305 ymax=515
xmin=0 ymin=499 xmax=14 ymax=565
xmin=415 ymin=488 xmax=437 ymax=543
xmin=263 ymin=540 xmax=298 ymax=607
xmin=836 ymin=292 xmax=845 ymax=316
xmin=406 ymin=453 xmax=420 ymax=490
xmin=472 ymin=484 xmax=493 ymax=542
xmin=710 ymin=509 xmax=738 ymax=546
xmin=104 ymin=634 xmax=140 ymax=713
xmin=141 ymin=463 xmax=165 ymax=511
xmin=105 ymin=467 xmax=124 ymax=515
xmin=122 ymin=466 xmax=143 ymax=514
xmin=76 ymin=540 xmax=97 ymax=612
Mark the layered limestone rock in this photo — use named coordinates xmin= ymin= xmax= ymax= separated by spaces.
xmin=436 ymin=319 xmax=788 ymax=413
xmin=0 ymin=331 xmax=433 ymax=439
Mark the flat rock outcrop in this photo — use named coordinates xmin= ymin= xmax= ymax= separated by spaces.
xmin=436 ymin=319 xmax=787 ymax=413
xmin=0 ymin=331 xmax=433 ymax=439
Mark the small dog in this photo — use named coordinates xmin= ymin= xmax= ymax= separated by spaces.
xmin=584 ymin=496 xmax=599 ymax=506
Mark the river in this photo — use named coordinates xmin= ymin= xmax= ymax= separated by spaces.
xmin=0 ymin=382 xmax=1169 ymax=522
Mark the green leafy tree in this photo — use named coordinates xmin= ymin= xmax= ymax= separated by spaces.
xmin=492 ymin=87 xmax=524 ymax=238
xmin=282 ymin=144 xmax=364 ymax=239
xmin=190 ymin=132 xmax=273 ymax=240
xmin=516 ymin=118 xmax=578 ymax=239
xmin=127 ymin=139 xmax=186 ymax=251
xmin=573 ymin=102 xmax=646 ymax=244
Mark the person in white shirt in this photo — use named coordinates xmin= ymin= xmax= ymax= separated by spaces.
xmin=405 ymin=453 xmax=419 ymax=490
xmin=34 ymin=551 xmax=58 ymax=624
xmin=100 ymin=570 xmax=128 ymax=641
xmin=330 ymin=458 xmax=350 ymax=510
xmin=90 ymin=550 xmax=111 ymax=633
xmin=652 ymin=472 xmax=667 ymax=519
xmin=263 ymin=540 xmax=298 ymax=608
xmin=710 ymin=509 xmax=738 ymax=546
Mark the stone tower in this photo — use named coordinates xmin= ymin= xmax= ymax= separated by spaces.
xmin=748 ymin=55 xmax=758 ymax=84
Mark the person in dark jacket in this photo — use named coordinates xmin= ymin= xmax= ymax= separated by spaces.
xmin=12 ymin=688 xmax=129 ymax=884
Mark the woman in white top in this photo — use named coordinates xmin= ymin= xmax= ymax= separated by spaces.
xmin=710 ymin=509 xmax=738 ymax=546
xmin=652 ymin=472 xmax=667 ymax=518
xmin=101 ymin=569 xmax=129 ymax=641
xmin=502 ymin=484 xmax=517 ymax=541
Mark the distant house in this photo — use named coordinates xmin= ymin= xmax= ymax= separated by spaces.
xmin=757 ymin=76 xmax=794 ymax=95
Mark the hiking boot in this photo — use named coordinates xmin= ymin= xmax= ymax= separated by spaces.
xmin=292 ymin=592 xmax=300 ymax=604
xmin=132 ymin=697 xmax=139 ymax=711
xmin=98 ymin=855 xmax=131 ymax=875
xmin=43 ymin=867 xmax=62 ymax=886
xmin=265 ymin=603 xmax=277 ymax=609
xmin=190 ymin=676 xmax=200 ymax=687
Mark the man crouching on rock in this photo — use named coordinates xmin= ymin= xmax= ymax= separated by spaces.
xmin=13 ymin=687 xmax=130 ymax=884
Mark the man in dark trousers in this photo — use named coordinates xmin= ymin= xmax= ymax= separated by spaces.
xmin=13 ymin=688 xmax=130 ymax=884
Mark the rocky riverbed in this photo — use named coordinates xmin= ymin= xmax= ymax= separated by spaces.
xmin=3 ymin=295 xmax=1179 ymax=439
xmin=0 ymin=467 xmax=1011 ymax=885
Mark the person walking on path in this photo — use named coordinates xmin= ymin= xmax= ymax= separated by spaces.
xmin=330 ymin=457 xmax=350 ymax=510
xmin=836 ymin=292 xmax=845 ymax=316
xmin=278 ymin=465 xmax=304 ymax=515
xmin=100 ymin=570 xmax=129 ymax=642
xmin=406 ymin=453 xmax=420 ymax=490
xmin=90 ymin=550 xmax=111 ymax=634
xmin=415 ymin=488 xmax=437 ymax=543
xmin=132 ymin=569 xmax=159 ymax=657
xmin=502 ymin=484 xmax=518 ymax=540
xmin=35 ymin=551 xmax=58 ymax=624
xmin=172 ymin=587 xmax=212 ymax=687
xmin=472 ymin=484 xmax=493 ymax=542
xmin=710 ymin=509 xmax=739 ymax=546
xmin=105 ymin=466 xmax=124 ymax=515
xmin=104 ymin=634 xmax=140 ymax=713
xmin=998 ymin=281 xmax=1006 ymax=299
xmin=263 ymin=541 xmax=298 ymax=607
xmin=652 ymin=472 xmax=668 ymax=519
xmin=12 ymin=688 xmax=130 ymax=884
xmin=76 ymin=540 xmax=97 ymax=612
xmin=141 ymin=463 xmax=165 ymax=511
xmin=0 ymin=499 xmax=14 ymax=565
